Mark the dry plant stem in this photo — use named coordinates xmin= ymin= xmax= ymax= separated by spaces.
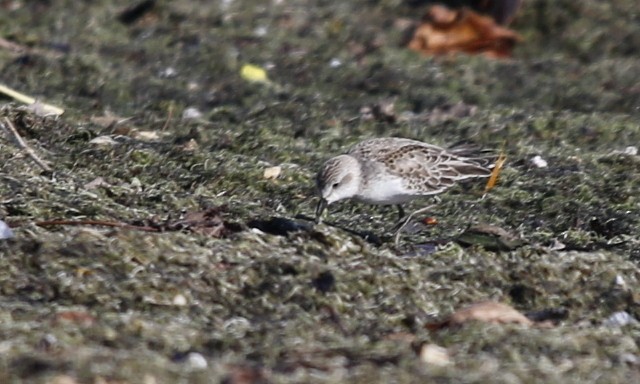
xmin=161 ymin=103 xmax=174 ymax=131
xmin=0 ymin=84 xmax=64 ymax=116
xmin=0 ymin=37 xmax=64 ymax=59
xmin=393 ymin=204 xmax=436 ymax=246
xmin=1 ymin=117 xmax=52 ymax=172
xmin=0 ymin=37 xmax=25 ymax=52
xmin=35 ymin=220 xmax=160 ymax=232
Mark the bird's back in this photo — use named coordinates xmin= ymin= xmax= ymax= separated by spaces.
xmin=347 ymin=137 xmax=494 ymax=196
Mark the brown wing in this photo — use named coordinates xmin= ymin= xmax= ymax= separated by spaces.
xmin=350 ymin=138 xmax=491 ymax=195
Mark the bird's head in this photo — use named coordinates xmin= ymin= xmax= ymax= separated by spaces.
xmin=315 ymin=155 xmax=362 ymax=222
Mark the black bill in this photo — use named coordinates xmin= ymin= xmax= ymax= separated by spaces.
xmin=315 ymin=198 xmax=328 ymax=224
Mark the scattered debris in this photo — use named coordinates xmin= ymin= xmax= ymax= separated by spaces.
xmin=456 ymin=224 xmax=524 ymax=251
xmin=422 ymin=217 xmax=438 ymax=225
xmin=360 ymin=99 xmax=397 ymax=123
xmin=222 ymin=364 xmax=270 ymax=384
xmin=184 ymin=352 xmax=208 ymax=370
xmin=132 ymin=130 xmax=162 ymax=142
xmin=53 ymin=311 xmax=96 ymax=327
xmin=0 ymin=219 xmax=14 ymax=239
xmin=603 ymin=311 xmax=637 ymax=328
xmin=158 ymin=66 xmax=178 ymax=78
xmin=530 ymin=155 xmax=548 ymax=168
xmin=30 ymin=207 xmax=241 ymax=238
xmin=172 ymin=294 xmax=188 ymax=306
xmin=49 ymin=375 xmax=79 ymax=384
xmin=524 ymin=307 xmax=569 ymax=324
xmin=263 ymin=166 xmax=282 ymax=180
xmin=35 ymin=219 xmax=160 ymax=232
xmin=182 ymin=107 xmax=203 ymax=120
xmin=90 ymin=113 xmax=132 ymax=128
xmin=0 ymin=37 xmax=65 ymax=59
xmin=240 ymin=64 xmax=271 ymax=84
xmin=419 ymin=343 xmax=452 ymax=366
xmin=425 ymin=102 xmax=477 ymax=124
xmin=408 ymin=5 xmax=521 ymax=58
xmin=83 ymin=177 xmax=110 ymax=190
xmin=0 ymin=116 xmax=52 ymax=172
xmin=0 ymin=84 xmax=64 ymax=116
xmin=329 ymin=58 xmax=342 ymax=67
xmin=168 ymin=207 xmax=241 ymax=238
xmin=426 ymin=301 xmax=533 ymax=330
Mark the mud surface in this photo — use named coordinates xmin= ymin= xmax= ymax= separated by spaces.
xmin=0 ymin=1 xmax=639 ymax=383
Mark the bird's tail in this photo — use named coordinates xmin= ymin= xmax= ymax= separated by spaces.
xmin=447 ymin=141 xmax=498 ymax=169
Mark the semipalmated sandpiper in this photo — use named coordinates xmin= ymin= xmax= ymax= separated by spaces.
xmin=315 ymin=137 xmax=495 ymax=243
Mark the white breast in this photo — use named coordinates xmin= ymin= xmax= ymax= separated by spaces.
xmin=354 ymin=175 xmax=416 ymax=205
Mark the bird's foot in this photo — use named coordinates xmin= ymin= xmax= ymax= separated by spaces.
xmin=392 ymin=204 xmax=436 ymax=246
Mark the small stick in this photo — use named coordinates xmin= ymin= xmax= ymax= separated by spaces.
xmin=34 ymin=219 xmax=160 ymax=232
xmin=0 ymin=37 xmax=26 ymax=52
xmin=0 ymin=84 xmax=64 ymax=116
xmin=161 ymin=103 xmax=174 ymax=131
xmin=484 ymin=151 xmax=507 ymax=194
xmin=0 ymin=37 xmax=64 ymax=59
xmin=1 ymin=117 xmax=53 ymax=172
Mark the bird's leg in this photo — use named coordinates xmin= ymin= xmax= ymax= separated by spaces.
xmin=393 ymin=204 xmax=436 ymax=246
xmin=390 ymin=205 xmax=408 ymax=233
xmin=396 ymin=204 xmax=405 ymax=222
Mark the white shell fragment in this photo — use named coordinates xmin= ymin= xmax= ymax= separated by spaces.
xmin=185 ymin=352 xmax=208 ymax=370
xmin=603 ymin=311 xmax=637 ymax=327
xmin=0 ymin=220 xmax=14 ymax=239
xmin=182 ymin=107 xmax=203 ymax=120
xmin=89 ymin=135 xmax=119 ymax=146
xmin=530 ymin=155 xmax=548 ymax=168
xmin=420 ymin=344 xmax=452 ymax=366
xmin=263 ymin=166 xmax=282 ymax=180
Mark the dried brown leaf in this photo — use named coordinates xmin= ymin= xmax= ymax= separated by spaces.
xmin=408 ymin=5 xmax=522 ymax=58
xmin=426 ymin=301 xmax=533 ymax=330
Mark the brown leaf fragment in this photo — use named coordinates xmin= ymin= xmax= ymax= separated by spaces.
xmin=456 ymin=223 xmax=524 ymax=251
xmin=222 ymin=364 xmax=270 ymax=384
xmin=408 ymin=5 xmax=522 ymax=58
xmin=53 ymin=311 xmax=96 ymax=327
xmin=168 ymin=207 xmax=241 ymax=238
xmin=426 ymin=301 xmax=533 ymax=330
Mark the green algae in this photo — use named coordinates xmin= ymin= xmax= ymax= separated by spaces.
xmin=1 ymin=0 xmax=640 ymax=383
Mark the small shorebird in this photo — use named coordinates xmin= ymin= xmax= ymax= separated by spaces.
xmin=315 ymin=137 xmax=495 ymax=244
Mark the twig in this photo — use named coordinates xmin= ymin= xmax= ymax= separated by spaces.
xmin=0 ymin=84 xmax=64 ymax=116
xmin=0 ymin=37 xmax=64 ymax=59
xmin=34 ymin=219 xmax=160 ymax=232
xmin=0 ymin=37 xmax=26 ymax=52
xmin=1 ymin=117 xmax=53 ymax=172
xmin=161 ymin=102 xmax=174 ymax=131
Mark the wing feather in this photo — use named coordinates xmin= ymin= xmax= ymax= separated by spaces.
xmin=348 ymin=138 xmax=492 ymax=196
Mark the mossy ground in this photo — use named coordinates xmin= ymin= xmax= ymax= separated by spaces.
xmin=0 ymin=0 xmax=639 ymax=383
